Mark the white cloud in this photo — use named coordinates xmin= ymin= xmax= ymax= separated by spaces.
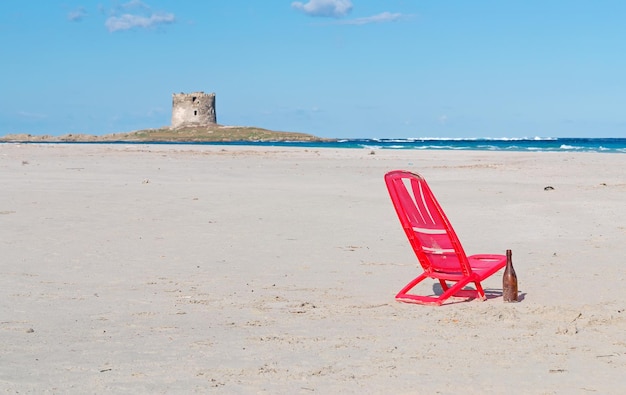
xmin=67 ymin=7 xmax=87 ymax=22
xmin=106 ymin=13 xmax=175 ymax=32
xmin=105 ymin=1 xmax=175 ymax=32
xmin=292 ymin=0 xmax=353 ymax=18
xmin=121 ymin=0 xmax=150 ymax=11
xmin=338 ymin=11 xmax=404 ymax=25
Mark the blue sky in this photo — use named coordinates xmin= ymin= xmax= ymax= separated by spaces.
xmin=1 ymin=0 xmax=625 ymax=138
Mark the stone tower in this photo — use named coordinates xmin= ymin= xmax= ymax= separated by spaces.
xmin=171 ymin=91 xmax=216 ymax=128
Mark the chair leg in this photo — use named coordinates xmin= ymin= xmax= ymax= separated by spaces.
xmin=436 ymin=279 xmax=473 ymax=303
xmin=396 ymin=273 xmax=429 ymax=296
xmin=473 ymin=281 xmax=486 ymax=300
xmin=396 ymin=275 xmax=487 ymax=305
xmin=447 ymin=281 xmax=486 ymax=300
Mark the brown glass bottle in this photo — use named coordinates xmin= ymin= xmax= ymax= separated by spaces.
xmin=502 ymin=249 xmax=518 ymax=302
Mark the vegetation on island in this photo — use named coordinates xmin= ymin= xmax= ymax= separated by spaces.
xmin=0 ymin=125 xmax=331 ymax=143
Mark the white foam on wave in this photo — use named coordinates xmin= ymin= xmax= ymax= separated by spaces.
xmin=384 ymin=136 xmax=558 ymax=142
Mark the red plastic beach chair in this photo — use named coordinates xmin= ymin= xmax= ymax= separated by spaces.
xmin=384 ymin=170 xmax=506 ymax=305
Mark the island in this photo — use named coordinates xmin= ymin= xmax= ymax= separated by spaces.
xmin=0 ymin=125 xmax=331 ymax=143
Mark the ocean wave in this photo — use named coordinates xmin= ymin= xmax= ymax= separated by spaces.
xmin=344 ymin=138 xmax=626 ymax=153
xmin=373 ymin=136 xmax=559 ymax=142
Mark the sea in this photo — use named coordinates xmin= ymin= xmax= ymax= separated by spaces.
xmin=160 ymin=137 xmax=626 ymax=153
xmin=4 ymin=137 xmax=626 ymax=153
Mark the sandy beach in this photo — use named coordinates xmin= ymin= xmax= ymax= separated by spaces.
xmin=1 ymin=143 xmax=625 ymax=393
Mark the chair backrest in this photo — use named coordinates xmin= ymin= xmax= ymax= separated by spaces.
xmin=384 ymin=170 xmax=472 ymax=276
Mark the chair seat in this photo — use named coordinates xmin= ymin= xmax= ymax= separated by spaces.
xmin=468 ymin=254 xmax=507 ymax=279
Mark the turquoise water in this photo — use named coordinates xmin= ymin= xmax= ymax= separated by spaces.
xmin=174 ymin=137 xmax=626 ymax=153
xmin=4 ymin=137 xmax=626 ymax=153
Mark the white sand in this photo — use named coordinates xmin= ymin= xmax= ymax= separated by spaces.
xmin=1 ymin=143 xmax=625 ymax=393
